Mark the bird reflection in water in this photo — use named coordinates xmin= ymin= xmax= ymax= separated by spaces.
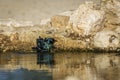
xmin=37 ymin=52 xmax=55 ymax=68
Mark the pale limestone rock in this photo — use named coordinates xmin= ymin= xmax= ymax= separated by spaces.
xmin=69 ymin=2 xmax=105 ymax=35
xmin=59 ymin=11 xmax=73 ymax=17
xmin=51 ymin=15 xmax=70 ymax=28
xmin=94 ymin=30 xmax=120 ymax=48
xmin=105 ymin=0 xmax=120 ymax=25
xmin=0 ymin=18 xmax=34 ymax=27
xmin=1 ymin=0 xmax=120 ymax=51
xmin=115 ymin=26 xmax=120 ymax=35
xmin=10 ymin=32 xmax=19 ymax=42
xmin=40 ymin=18 xmax=51 ymax=25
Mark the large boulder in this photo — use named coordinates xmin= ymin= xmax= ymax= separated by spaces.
xmin=93 ymin=0 xmax=120 ymax=49
xmin=68 ymin=2 xmax=105 ymax=35
xmin=94 ymin=30 xmax=120 ymax=48
xmin=105 ymin=0 xmax=120 ymax=25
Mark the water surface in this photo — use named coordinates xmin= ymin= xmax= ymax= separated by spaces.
xmin=0 ymin=52 xmax=120 ymax=80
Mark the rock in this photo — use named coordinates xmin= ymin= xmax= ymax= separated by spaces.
xmin=68 ymin=2 xmax=105 ymax=35
xmin=40 ymin=18 xmax=51 ymax=25
xmin=10 ymin=32 xmax=19 ymax=42
xmin=1 ymin=0 xmax=120 ymax=52
xmin=51 ymin=15 xmax=70 ymax=28
xmin=94 ymin=30 xmax=120 ymax=48
xmin=59 ymin=11 xmax=73 ymax=17
xmin=105 ymin=0 xmax=120 ymax=25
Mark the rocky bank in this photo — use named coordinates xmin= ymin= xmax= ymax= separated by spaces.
xmin=0 ymin=0 xmax=120 ymax=52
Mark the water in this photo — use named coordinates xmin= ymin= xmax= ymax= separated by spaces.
xmin=0 ymin=52 xmax=120 ymax=80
